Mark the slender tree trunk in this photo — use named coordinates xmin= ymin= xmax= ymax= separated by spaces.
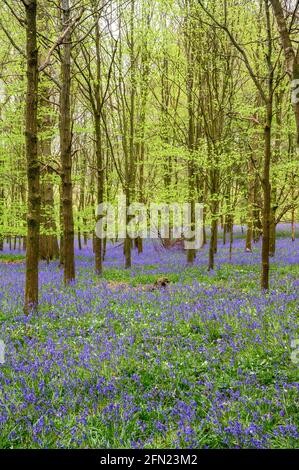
xmin=202 ymin=224 xmax=206 ymax=246
xmin=208 ymin=216 xmax=217 ymax=271
xmin=103 ymin=237 xmax=107 ymax=260
xmin=261 ymin=3 xmax=274 ymax=291
xmin=94 ymin=116 xmax=104 ymax=274
xmin=270 ymin=0 xmax=299 ymax=146
xmin=59 ymin=184 xmax=64 ymax=266
xmin=269 ymin=216 xmax=276 ymax=257
xmin=185 ymin=4 xmax=197 ymax=265
xmin=186 ymin=128 xmax=196 ymax=264
xmin=208 ymin=164 xmax=219 ymax=271
xmin=83 ymin=232 xmax=88 ymax=246
xmin=123 ymin=0 xmax=136 ymax=270
xmin=223 ymin=218 xmax=227 ymax=245
xmin=269 ymin=188 xmax=277 ymax=257
xmin=261 ymin=103 xmax=272 ymax=290
xmin=60 ymin=0 xmax=75 ymax=283
xmin=213 ymin=217 xmax=218 ymax=253
xmin=245 ymin=222 xmax=253 ymax=252
xmin=77 ymin=155 xmax=86 ymax=250
xmin=136 ymin=237 xmax=142 ymax=254
xmin=229 ymin=216 xmax=234 ymax=260
xmin=124 ymin=189 xmax=132 ymax=269
xmin=93 ymin=13 xmax=105 ymax=275
xmin=253 ymin=173 xmax=262 ymax=242
xmin=39 ymin=118 xmax=59 ymax=261
xmin=202 ymin=191 xmax=207 ymax=246
xmin=40 ymin=176 xmax=59 ymax=260
xmin=291 ymin=207 xmax=295 ymax=242
xmin=246 ymin=158 xmax=255 ymax=251
xmin=187 ymin=132 xmax=196 ymax=263
xmin=78 ymin=225 xmax=82 ymax=250
xmin=24 ymin=0 xmax=40 ymax=312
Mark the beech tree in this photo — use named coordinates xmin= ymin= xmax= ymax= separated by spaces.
xmin=270 ymin=0 xmax=299 ymax=146
xmin=60 ymin=0 xmax=76 ymax=283
xmin=23 ymin=0 xmax=40 ymax=312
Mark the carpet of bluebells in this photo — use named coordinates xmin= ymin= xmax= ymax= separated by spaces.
xmin=0 ymin=225 xmax=298 ymax=449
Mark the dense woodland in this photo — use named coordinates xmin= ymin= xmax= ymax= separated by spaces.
xmin=0 ymin=0 xmax=298 ymax=311
xmin=1 ymin=0 xmax=299 ymax=452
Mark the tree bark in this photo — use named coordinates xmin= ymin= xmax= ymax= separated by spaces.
xmin=270 ymin=0 xmax=299 ymax=146
xmin=24 ymin=0 xmax=40 ymax=312
xmin=269 ymin=215 xmax=276 ymax=257
xmin=208 ymin=216 xmax=217 ymax=271
xmin=40 ymin=173 xmax=59 ymax=261
xmin=94 ymin=115 xmax=104 ymax=274
xmin=246 ymin=158 xmax=255 ymax=251
xmin=93 ymin=14 xmax=104 ymax=275
xmin=261 ymin=102 xmax=272 ymax=290
xmin=39 ymin=99 xmax=59 ymax=261
xmin=253 ymin=173 xmax=262 ymax=242
xmin=60 ymin=0 xmax=75 ymax=283
xmin=291 ymin=207 xmax=295 ymax=242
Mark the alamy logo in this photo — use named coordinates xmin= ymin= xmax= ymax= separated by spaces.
xmin=291 ymin=79 xmax=299 ymax=105
xmin=95 ymin=193 xmax=204 ymax=250
xmin=290 ymin=339 xmax=299 ymax=365
xmin=0 ymin=340 xmax=5 ymax=364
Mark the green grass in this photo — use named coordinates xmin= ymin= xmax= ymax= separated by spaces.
xmin=0 ymin=253 xmax=25 ymax=262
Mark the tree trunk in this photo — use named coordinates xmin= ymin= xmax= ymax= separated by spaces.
xmin=291 ymin=208 xmax=295 ymax=242
xmin=124 ymin=190 xmax=132 ymax=268
xmin=269 ymin=186 xmax=277 ymax=257
xmin=253 ymin=173 xmax=262 ymax=242
xmin=261 ymin=103 xmax=272 ymax=290
xmin=213 ymin=222 xmax=218 ymax=253
xmin=270 ymin=0 xmax=299 ymax=146
xmin=60 ymin=0 xmax=75 ymax=283
xmin=59 ymin=184 xmax=64 ymax=266
xmin=40 ymin=176 xmax=59 ymax=261
xmin=229 ymin=216 xmax=234 ymax=260
xmin=137 ymin=237 xmax=143 ymax=254
xmin=93 ymin=13 xmax=105 ymax=276
xmin=208 ymin=217 xmax=217 ymax=271
xmin=39 ymin=124 xmax=59 ymax=261
xmin=24 ymin=0 xmax=40 ymax=312
xmin=78 ymin=224 xmax=82 ymax=250
xmin=94 ymin=116 xmax=104 ymax=275
xmin=269 ymin=213 xmax=276 ymax=257
xmin=103 ymin=237 xmax=107 ymax=260
xmin=202 ymin=205 xmax=207 ymax=246
xmin=223 ymin=218 xmax=227 ymax=245
xmin=246 ymin=158 xmax=255 ymax=251
xmin=245 ymin=223 xmax=253 ymax=252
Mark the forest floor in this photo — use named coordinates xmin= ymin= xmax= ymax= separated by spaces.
xmin=0 ymin=225 xmax=298 ymax=448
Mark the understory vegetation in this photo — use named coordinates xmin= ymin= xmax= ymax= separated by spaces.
xmin=0 ymin=227 xmax=298 ymax=448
